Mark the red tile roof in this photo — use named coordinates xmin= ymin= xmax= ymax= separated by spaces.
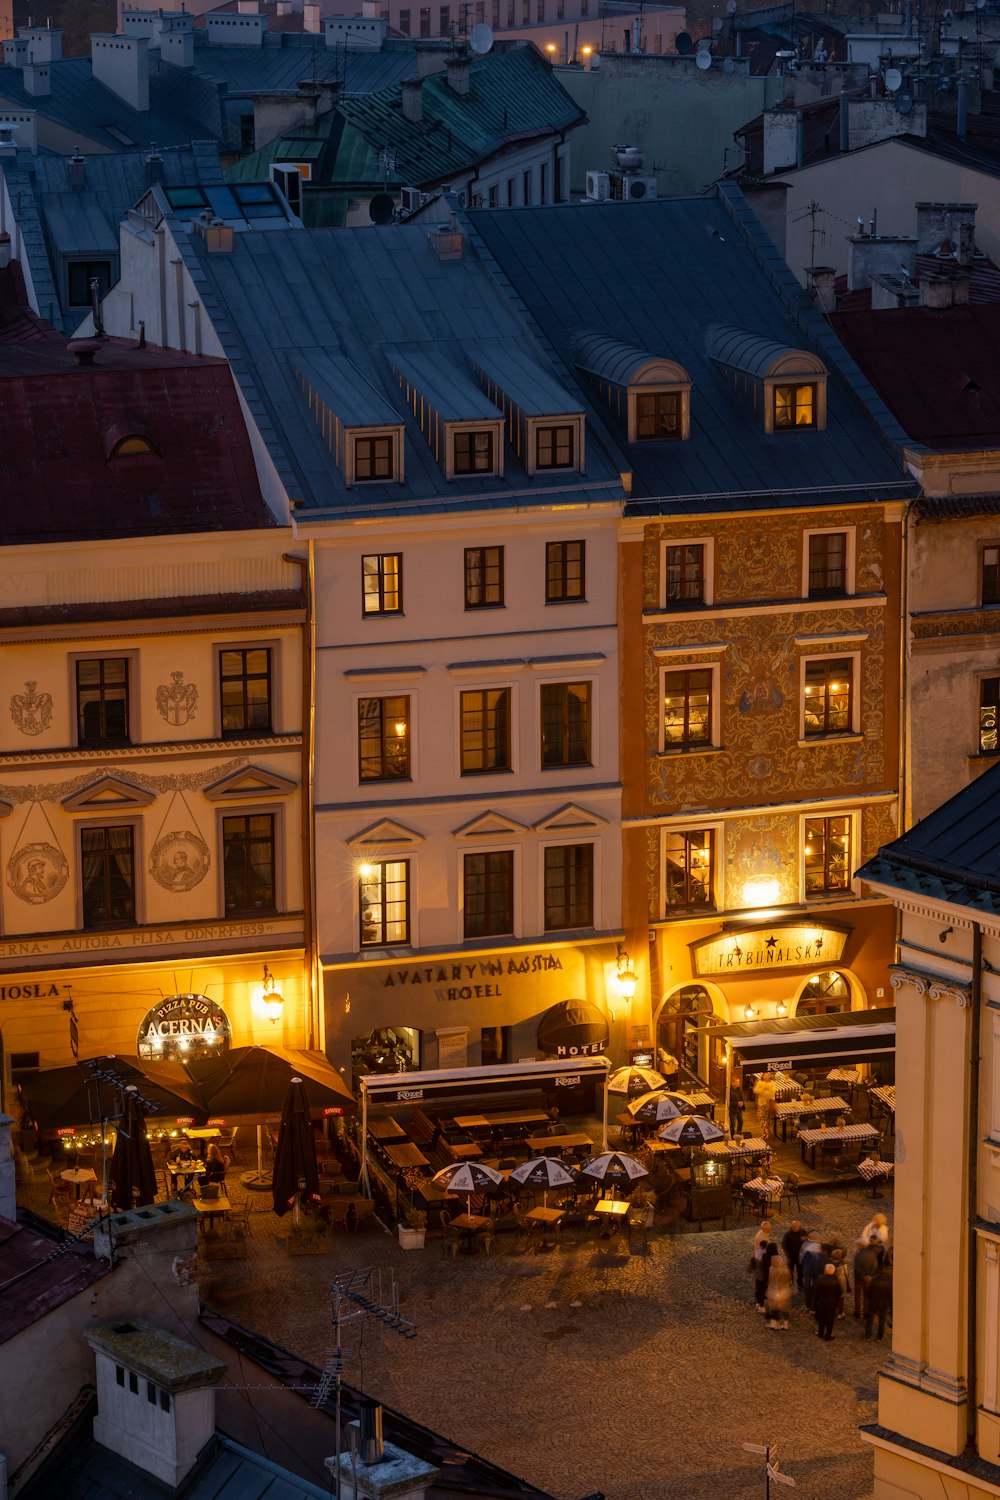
xmin=0 ymin=1215 xmax=110 ymax=1347
xmin=829 ymin=302 xmax=1000 ymax=449
xmin=834 ymin=252 xmax=1000 ymax=313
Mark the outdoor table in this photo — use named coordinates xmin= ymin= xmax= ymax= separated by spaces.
xmin=446 ymin=1142 xmax=483 ymax=1160
xmin=184 ymin=1127 xmax=220 ymax=1142
xmin=449 ymin=1211 xmax=491 ymax=1251
xmin=743 ymin=1176 xmax=784 ymax=1208
xmin=168 ymin=1160 xmax=205 ymax=1192
xmin=368 ymin=1117 xmax=407 ymax=1141
xmin=594 ymin=1198 xmax=629 ymax=1218
xmin=453 ymin=1114 xmax=490 ymax=1131
xmin=616 ymin=1112 xmax=643 ymax=1147
xmin=644 ymin=1139 xmax=684 ymax=1157
xmin=771 ymin=1081 xmax=802 ymax=1102
xmin=702 ymin=1137 xmax=769 ymax=1160
xmin=870 ymin=1085 xmax=896 ymax=1112
xmin=772 ymin=1095 xmax=850 ymax=1142
xmin=525 ymin=1204 xmax=564 ymax=1247
xmin=857 ymin=1159 xmax=894 ymax=1197
xmin=61 ymin=1167 xmax=98 ymax=1200
xmin=524 ymin=1132 xmax=592 ymax=1155
xmin=193 ymin=1194 xmax=231 ymax=1231
xmin=676 ymin=1090 xmax=715 ymax=1113
xmin=383 ymin=1142 xmax=430 ymax=1171
xmin=797 ymin=1122 xmax=879 ymax=1168
xmin=827 ymin=1068 xmax=861 ymax=1084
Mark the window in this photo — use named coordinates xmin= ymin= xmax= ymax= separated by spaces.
xmin=360 ymin=859 xmax=409 ymax=945
xmin=219 ymin=648 xmax=272 ymax=736
xmin=983 ymin=545 xmax=1000 ymax=605
xmin=539 ymin=161 xmax=547 ymax=203
xmin=159 ymin=1390 xmax=171 ymax=1413
xmin=774 ymin=383 xmax=816 ymax=429
xmin=507 ymin=177 xmax=515 ymax=207
xmin=461 ymin=688 xmax=511 ymax=773
xmin=399 ymin=6 xmax=410 ymax=29
xmin=129 ymin=1372 xmax=138 ymax=1395
xmin=981 ymin=678 xmax=1000 ymax=753
xmin=440 ymin=3 xmax=450 ymax=27
xmin=77 ymin=658 xmax=129 ymax=746
xmin=354 ymin=434 xmax=394 ymax=482
xmin=465 ymin=546 xmax=504 ymax=608
xmin=223 ymin=813 xmax=276 ymax=915
xmin=463 ymin=850 xmax=514 ymax=937
xmin=507 ymin=0 xmax=514 ymax=20
xmin=488 ymin=183 xmax=500 ymax=208
xmin=358 ymin=696 xmax=410 ymax=780
xmin=67 ymin=260 xmax=112 ymax=308
xmin=81 ymin=825 xmax=135 ymax=928
xmin=803 ymin=658 xmax=853 ymax=736
xmin=804 ymin=815 xmax=852 ymax=895
xmin=635 ymin=391 xmax=681 ymax=441
xmin=664 ymin=829 xmax=715 ymax=911
xmin=362 ymin=553 xmax=402 ymax=615
xmin=797 ymin=970 xmax=850 ymax=1015
xmin=663 ymin=668 xmax=712 ymax=749
xmin=116 ymin=1366 xmax=125 ymax=1388
xmin=535 ymin=425 xmax=574 ymax=470
xmin=536 ymin=0 xmax=544 ymax=17
xmin=808 ymin=531 xmax=847 ymax=598
xmin=664 ymin=544 xmax=705 ymax=606
xmin=545 ymin=540 xmax=585 ymax=602
xmin=544 ymin=844 xmax=593 ymax=930
xmin=240 ymin=113 xmax=254 ymax=150
xmin=419 ymin=4 xmax=430 ymax=32
xmin=109 ymin=434 xmax=157 ymax=457
xmin=540 ymin=682 xmax=591 ymax=766
xmin=147 ymin=1382 xmax=157 ymax=1406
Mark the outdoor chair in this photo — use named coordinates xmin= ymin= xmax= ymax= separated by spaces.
xmin=441 ymin=1223 xmax=462 ymax=1260
xmin=348 ymin=1198 xmax=376 ymax=1232
xmin=327 ymin=1197 xmax=353 ymax=1230
xmin=832 ymin=1155 xmax=857 ymax=1193
xmin=777 ymin=1173 xmax=801 ymax=1213
xmin=45 ymin=1168 xmax=73 ymax=1220
xmin=627 ymin=1205 xmax=653 ymax=1250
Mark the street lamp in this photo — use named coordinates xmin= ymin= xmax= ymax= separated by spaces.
xmin=615 ymin=944 xmax=638 ymax=999
xmin=261 ymin=964 xmax=284 ymax=1023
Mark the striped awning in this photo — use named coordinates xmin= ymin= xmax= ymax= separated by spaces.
xmin=717 ymin=1009 xmax=895 ymax=1074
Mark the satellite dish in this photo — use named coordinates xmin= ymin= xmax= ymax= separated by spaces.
xmin=724 ymin=55 xmax=735 ymax=71
xmin=469 ymin=22 xmax=493 ymax=52
xmin=885 ymin=66 xmax=902 ymax=90
xmin=369 ymin=192 xmax=395 ymax=225
xmin=896 ymin=90 xmax=913 ymax=113
xmin=675 ymin=30 xmax=692 ymax=53
xmin=696 ymin=48 xmax=712 ymax=67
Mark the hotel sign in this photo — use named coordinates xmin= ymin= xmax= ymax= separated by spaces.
xmin=690 ymin=921 xmax=851 ymax=978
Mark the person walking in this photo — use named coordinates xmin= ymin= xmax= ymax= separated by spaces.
xmin=830 ymin=1247 xmax=851 ymax=1319
xmin=782 ymin=1220 xmax=807 ymax=1287
xmin=800 ymin=1232 xmax=825 ymax=1311
xmin=765 ymin=1248 xmax=792 ymax=1330
xmin=853 ymin=1235 xmax=883 ymax=1319
xmin=752 ymin=1234 xmax=773 ymax=1313
xmin=860 ymin=1211 xmax=890 ymax=1252
xmin=865 ymin=1264 xmax=893 ymax=1341
xmin=814 ymin=1263 xmax=841 ymax=1341
xmin=729 ymin=1089 xmax=745 ymax=1137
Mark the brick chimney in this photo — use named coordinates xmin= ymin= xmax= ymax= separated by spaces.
xmin=847 ymin=232 xmax=917 ymax=292
xmin=91 ymin=34 xmax=149 ymax=113
xmin=446 ymin=55 xmax=470 ymax=94
xmin=401 ymin=76 xmax=422 ymax=122
xmin=915 ymin=200 xmax=977 ymax=254
xmin=806 ymin=265 xmax=836 ymax=312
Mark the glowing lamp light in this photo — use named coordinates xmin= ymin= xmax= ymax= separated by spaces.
xmin=582 ymin=43 xmax=593 ymax=52
xmin=261 ymin=963 xmax=284 ymax=1023
xmin=359 ymin=862 xmax=374 ymax=879
xmin=742 ymin=877 xmax=780 ymax=908
xmin=776 ymin=1000 xmax=788 ymax=1017
xmin=546 ymin=41 xmax=557 ymax=51
xmin=744 ymin=1003 xmax=758 ymax=1021
xmin=614 ymin=944 xmax=638 ymax=1000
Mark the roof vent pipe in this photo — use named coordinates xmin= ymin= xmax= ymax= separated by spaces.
xmin=359 ymin=1400 xmax=386 ymax=1466
xmin=795 ymin=107 xmax=805 ymax=168
xmin=69 ymin=150 xmax=86 ymax=188
xmin=839 ymin=87 xmax=849 ymax=153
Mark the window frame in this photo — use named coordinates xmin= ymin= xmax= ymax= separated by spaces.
xmin=362 ymin=553 xmax=403 ymax=616
xmin=545 ymin=539 xmax=586 ymax=604
xmin=662 ymin=824 xmax=719 ymax=915
xmin=801 ymin=811 xmax=855 ymax=899
xmin=72 ymin=652 xmax=134 ymax=749
xmin=451 ymin=425 xmax=501 ymax=480
xmin=803 ymin=527 xmax=855 ymax=599
xmin=542 ymin=841 xmax=595 ymax=932
xmin=217 ymin=643 xmax=274 ymax=739
xmin=220 ymin=808 xmax=279 ymax=918
xmin=660 ymin=537 xmax=713 ymax=609
xmin=464 ymin=545 xmax=505 ymax=609
xmin=525 ymin=414 xmax=584 ymax=477
xmin=982 ymin=543 xmax=1000 ymax=606
xmin=659 ymin=661 xmax=720 ymax=753
xmin=357 ymin=694 xmax=411 ymax=782
xmin=462 ymin=847 xmax=515 ymax=939
xmin=344 ymin=426 xmax=404 ymax=486
xmin=359 ymin=857 xmax=411 ymax=948
xmin=762 ymin=369 xmax=827 ymax=434
xmin=539 ymin=679 xmax=593 ymax=768
xmin=79 ymin=818 xmax=138 ymax=930
xmin=800 ymin=653 xmax=859 ymax=741
xmin=459 ymin=685 xmax=513 ymax=775
xmin=773 ymin=382 xmax=817 ymax=431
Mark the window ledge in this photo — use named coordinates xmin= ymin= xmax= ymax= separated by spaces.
xmin=540 ymin=762 xmax=594 ymax=772
xmin=969 ymin=751 xmax=1000 ymax=762
xmin=344 ymin=665 xmax=426 ymax=681
xmin=797 ymin=732 xmax=863 ymax=748
xmin=983 ymin=1136 xmax=1000 ymax=1158
xmin=657 ymin=745 xmax=724 ymax=758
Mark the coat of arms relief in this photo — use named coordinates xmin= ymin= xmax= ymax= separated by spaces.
xmin=10 ymin=682 xmax=53 ymax=735
xmin=156 ymin=671 xmax=198 ymax=727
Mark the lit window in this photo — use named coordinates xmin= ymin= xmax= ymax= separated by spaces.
xmin=358 ymin=696 xmax=410 ymax=780
xmin=636 ymin=391 xmax=681 ymax=441
xmin=546 ymin=540 xmax=585 ymax=602
xmin=983 ymin=546 xmax=1000 ymax=605
xmin=808 ymin=532 xmax=847 ymax=598
xmin=362 ymin=553 xmax=402 ymax=615
xmin=535 ymin=425 xmax=575 ymax=470
xmin=803 ymin=658 xmax=853 ymax=736
xmin=223 ymin=814 xmax=276 ymax=915
xmin=454 ymin=430 xmax=496 ymax=476
xmin=663 ymin=668 xmax=712 ymax=749
xmin=804 ymin=816 xmax=852 ymax=895
xmin=110 ymin=434 xmax=157 ymax=457
xmin=665 ymin=829 xmax=715 ymax=911
xmin=461 ymin=688 xmax=510 ymax=773
xmin=540 ymin=682 xmax=591 ymax=766
xmin=220 ymin=648 xmax=272 ymax=736
xmin=664 ymin=544 xmax=705 ymax=606
xmin=360 ymin=860 xmax=410 ymax=946
xmin=354 ymin=435 xmax=394 ymax=482
xmin=543 ymin=844 xmax=593 ymax=930
xmin=463 ymin=850 xmax=514 ymax=938
xmin=465 ymin=546 xmax=504 ymax=608
xmin=774 ymin=383 xmax=816 ymax=429
xmin=981 ymin=678 xmax=1000 ymax=753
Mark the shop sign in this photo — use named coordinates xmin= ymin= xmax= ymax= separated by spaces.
xmin=554 ymin=1075 xmax=582 ymax=1087
xmin=379 ymin=950 xmax=566 ymax=1004
xmin=690 ymin=921 xmax=850 ymax=978
xmin=395 ymin=1088 xmax=424 ymax=1102
xmin=137 ymin=993 xmax=232 ymax=1061
xmin=322 ymin=1107 xmax=344 ymax=1117
xmin=0 ymin=980 xmax=65 ymax=1001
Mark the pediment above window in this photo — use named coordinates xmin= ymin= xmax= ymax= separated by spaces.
xmin=453 ymin=810 xmax=528 ymax=839
xmin=203 ymin=764 xmax=298 ymax=802
xmin=348 ymin=818 xmax=424 ymax=851
xmin=533 ymin=803 xmax=608 ymax=833
xmin=62 ymin=775 xmax=156 ymax=812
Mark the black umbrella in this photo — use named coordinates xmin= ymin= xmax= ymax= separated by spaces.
xmin=108 ymin=1087 xmax=158 ymax=1211
xmin=22 ymin=1056 xmax=200 ymax=1133
xmin=272 ymin=1076 xmax=320 ymax=1217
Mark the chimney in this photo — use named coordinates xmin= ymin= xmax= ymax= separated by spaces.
xmin=806 ymin=264 xmax=836 ymax=312
xmin=237 ymin=0 xmax=257 ymax=10
xmin=427 ymin=218 xmax=462 ymax=259
xmin=326 ymin=1426 xmax=440 ymax=1500
xmin=158 ymin=11 xmax=194 ymax=67
xmin=0 ymin=126 xmax=14 ymax=158
xmin=91 ymin=34 xmax=150 ymax=113
xmin=20 ymin=23 xmax=61 ymax=61
xmin=915 ymin=200 xmax=977 ymax=254
xmin=446 ymin=55 xmax=470 ymax=94
xmin=2 ymin=35 xmax=28 ymax=65
xmin=69 ymin=150 xmax=86 ymax=187
xmin=870 ymin=271 xmax=919 ymax=309
xmin=192 ymin=212 xmax=234 ymax=252
xmin=957 ymin=219 xmax=975 ymax=268
xmin=401 ymin=76 xmax=422 ymax=122
xmin=145 ymin=147 xmax=164 ymax=183
xmin=919 ymin=272 xmax=955 ymax=309
xmin=951 ymin=271 xmax=970 ymax=305
xmin=304 ymin=0 xmax=321 ymax=30
xmin=846 ymin=232 xmax=917 ymax=292
xmin=276 ymin=1 xmax=291 ymax=12
xmin=22 ymin=62 xmax=49 ymax=95
xmin=86 ymin=1318 xmax=226 ymax=1490
xmin=0 ymin=1114 xmax=16 ymax=1224
xmin=362 ymin=0 xmax=380 ymax=12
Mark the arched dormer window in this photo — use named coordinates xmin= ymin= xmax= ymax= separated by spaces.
xmin=105 ymin=418 xmax=159 ymax=459
xmin=705 ymin=324 xmax=828 ymax=434
xmin=573 ymin=332 xmax=691 ymax=443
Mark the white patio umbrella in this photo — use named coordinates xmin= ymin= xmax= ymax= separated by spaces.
xmin=579 ymin=1151 xmax=648 ymax=1197
xmin=432 ymin=1161 xmax=505 ymax=1211
xmin=607 ymin=1065 xmax=669 ymax=1099
xmin=627 ymin=1090 xmax=699 ymax=1122
xmin=509 ymin=1155 xmax=576 ymax=1208
xmin=656 ymin=1114 xmax=725 ymax=1146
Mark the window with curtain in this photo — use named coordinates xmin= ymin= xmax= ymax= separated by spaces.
xmin=77 ymin=658 xmax=129 ymax=746
xmin=82 ymin=825 xmax=135 ymax=927
xmin=464 ymin=850 xmax=514 ymax=938
xmin=540 ymin=681 xmax=591 ymax=766
xmin=223 ymin=813 xmax=276 ymax=915
xmin=461 ymin=688 xmax=511 ymax=773
xmin=219 ymin=647 xmax=272 ymax=736
xmin=543 ymin=843 xmax=593 ymax=930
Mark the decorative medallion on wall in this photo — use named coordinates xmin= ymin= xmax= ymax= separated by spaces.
xmin=155 ymin=671 xmax=198 ymax=727
xmin=10 ymin=681 xmax=53 ymax=736
xmin=7 ymin=841 xmax=69 ymax=904
xmin=149 ymin=830 xmax=210 ymax=892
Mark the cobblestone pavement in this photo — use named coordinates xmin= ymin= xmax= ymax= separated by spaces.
xmin=200 ymin=1189 xmax=891 ymax=1500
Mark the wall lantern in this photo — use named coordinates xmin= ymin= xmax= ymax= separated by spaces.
xmin=614 ymin=944 xmax=638 ymax=1000
xmin=261 ymin=964 xmax=284 ymax=1023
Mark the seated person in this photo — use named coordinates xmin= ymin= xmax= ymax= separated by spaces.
xmin=200 ymin=1142 xmax=227 ymax=1186
xmin=170 ymin=1140 xmax=195 ymax=1166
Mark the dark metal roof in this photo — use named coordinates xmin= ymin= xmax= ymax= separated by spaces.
xmin=0 ymin=1213 xmax=110 ymax=1348
xmin=189 ymin=32 xmax=418 ymax=95
xmin=706 ymin=322 xmax=821 ymax=379
xmin=572 ymin=331 xmax=673 ymax=387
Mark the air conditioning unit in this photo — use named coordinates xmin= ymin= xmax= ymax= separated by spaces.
xmin=625 ymin=174 xmax=657 ymax=201
xmin=400 ymin=185 xmax=427 ymax=214
xmin=270 ymin=164 xmax=302 ymax=218
xmin=586 ymin=170 xmax=611 ymax=200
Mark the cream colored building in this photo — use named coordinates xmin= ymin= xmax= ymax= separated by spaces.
xmin=858 ymin=761 xmax=1000 ymax=1499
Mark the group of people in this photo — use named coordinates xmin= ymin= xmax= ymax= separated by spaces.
xmin=169 ymin=1139 xmax=228 ymax=1190
xmin=750 ymin=1211 xmax=892 ymax=1342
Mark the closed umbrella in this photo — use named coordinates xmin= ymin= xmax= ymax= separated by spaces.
xmin=509 ymin=1155 xmax=575 ymax=1208
xmin=628 ymin=1090 xmax=699 ymax=1122
xmin=272 ymin=1076 xmax=320 ymax=1218
xmin=607 ymin=1066 xmax=669 ymax=1100
xmin=579 ymin=1151 xmax=648 ymax=1195
xmin=108 ymin=1087 xmax=158 ymax=1211
xmin=656 ymin=1113 xmax=725 ymax=1146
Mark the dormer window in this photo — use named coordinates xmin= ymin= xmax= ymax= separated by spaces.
xmin=535 ymin=424 xmax=576 ymax=470
xmin=572 ymin=332 xmax=691 ymax=444
xmin=636 ymin=391 xmax=681 ymax=441
xmin=294 ymin=354 xmax=404 ymax=487
xmin=110 ymin=434 xmax=158 ymax=457
xmin=470 ymin=350 xmax=585 ymax=479
xmin=453 ymin=427 xmax=498 ymax=477
xmin=105 ymin=417 xmax=158 ymax=460
xmin=354 ymin=433 xmax=396 ymax=482
xmin=389 ymin=352 xmax=503 ymax=481
xmin=706 ymin=323 xmax=828 ymax=435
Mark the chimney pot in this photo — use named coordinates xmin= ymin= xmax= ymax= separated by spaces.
xmin=806 ymin=264 xmax=836 ymax=312
xmin=401 ymin=76 xmax=423 ymax=121
xmin=919 ymin=272 xmax=954 ymax=309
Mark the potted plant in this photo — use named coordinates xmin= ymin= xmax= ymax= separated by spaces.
xmin=398 ymin=1206 xmax=427 ymax=1250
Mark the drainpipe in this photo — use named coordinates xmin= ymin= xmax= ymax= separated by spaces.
xmin=967 ymin=921 xmax=983 ymax=1454
xmin=839 ymin=87 xmax=850 ymax=154
xmin=900 ymin=501 xmax=911 ymax=829
xmin=283 ymin=549 xmax=317 ymax=1052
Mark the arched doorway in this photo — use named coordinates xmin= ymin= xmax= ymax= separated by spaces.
xmin=656 ymin=983 xmax=727 ymax=1094
xmin=794 ymin=970 xmax=854 ymax=1017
